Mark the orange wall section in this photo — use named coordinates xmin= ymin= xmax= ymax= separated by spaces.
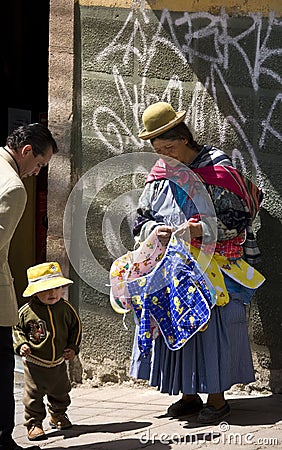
xmin=77 ymin=0 xmax=282 ymax=15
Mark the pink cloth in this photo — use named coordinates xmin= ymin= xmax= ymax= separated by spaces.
xmin=147 ymin=159 xmax=262 ymax=220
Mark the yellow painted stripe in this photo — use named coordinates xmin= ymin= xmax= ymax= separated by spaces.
xmin=77 ymin=0 xmax=282 ymax=15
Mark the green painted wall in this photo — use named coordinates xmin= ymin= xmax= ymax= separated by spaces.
xmin=67 ymin=1 xmax=282 ymax=390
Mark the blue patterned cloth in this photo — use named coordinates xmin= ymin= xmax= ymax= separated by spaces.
xmin=127 ymin=235 xmax=216 ymax=355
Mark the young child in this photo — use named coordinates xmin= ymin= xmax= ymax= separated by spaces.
xmin=13 ymin=262 xmax=82 ymax=442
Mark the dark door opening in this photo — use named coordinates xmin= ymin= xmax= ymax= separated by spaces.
xmin=0 ymin=0 xmax=50 ymax=306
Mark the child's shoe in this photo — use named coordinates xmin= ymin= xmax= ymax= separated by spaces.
xmin=49 ymin=413 xmax=72 ymax=430
xmin=27 ymin=424 xmax=46 ymax=440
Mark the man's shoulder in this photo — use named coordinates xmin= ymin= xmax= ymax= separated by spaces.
xmin=0 ymin=157 xmax=25 ymax=196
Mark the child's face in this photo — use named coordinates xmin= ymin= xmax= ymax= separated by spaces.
xmin=36 ymin=286 xmax=63 ymax=305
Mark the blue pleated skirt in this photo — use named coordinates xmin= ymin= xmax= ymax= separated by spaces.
xmin=130 ymin=281 xmax=255 ymax=395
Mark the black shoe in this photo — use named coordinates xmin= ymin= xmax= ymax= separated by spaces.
xmin=197 ymin=401 xmax=231 ymax=424
xmin=167 ymin=395 xmax=203 ymax=417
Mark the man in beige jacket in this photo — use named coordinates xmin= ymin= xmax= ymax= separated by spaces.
xmin=0 ymin=123 xmax=58 ymax=450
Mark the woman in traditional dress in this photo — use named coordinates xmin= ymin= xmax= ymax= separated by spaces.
xmin=130 ymin=102 xmax=264 ymax=423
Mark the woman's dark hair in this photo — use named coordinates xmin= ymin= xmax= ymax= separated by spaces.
xmin=6 ymin=123 xmax=58 ymax=157
xmin=151 ymin=122 xmax=202 ymax=152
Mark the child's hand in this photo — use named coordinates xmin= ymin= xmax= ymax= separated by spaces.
xmin=20 ymin=344 xmax=31 ymax=357
xmin=63 ymin=348 xmax=75 ymax=360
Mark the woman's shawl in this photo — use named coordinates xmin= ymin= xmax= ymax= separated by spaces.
xmin=145 ymin=146 xmax=263 ymax=264
xmin=147 ymin=162 xmax=262 ymax=221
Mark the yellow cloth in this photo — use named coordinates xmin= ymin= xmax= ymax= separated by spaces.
xmin=189 ymin=245 xmax=265 ymax=306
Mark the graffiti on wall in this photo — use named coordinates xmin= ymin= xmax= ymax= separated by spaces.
xmin=93 ymin=3 xmax=282 ymax=187
xmin=65 ymin=3 xmax=282 ymax=294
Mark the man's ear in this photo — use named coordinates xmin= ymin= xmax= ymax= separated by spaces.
xmin=20 ymin=144 xmax=32 ymax=158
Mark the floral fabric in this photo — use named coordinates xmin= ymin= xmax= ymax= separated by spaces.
xmin=127 ymin=234 xmax=216 ymax=355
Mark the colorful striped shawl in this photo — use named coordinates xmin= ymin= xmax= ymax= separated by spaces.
xmin=147 ymin=160 xmax=263 ymax=220
xmin=193 ymin=165 xmax=263 ymax=220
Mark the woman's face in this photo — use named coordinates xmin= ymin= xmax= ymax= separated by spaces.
xmin=152 ymin=137 xmax=195 ymax=165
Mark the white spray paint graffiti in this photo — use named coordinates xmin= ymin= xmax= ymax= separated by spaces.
xmin=93 ymin=5 xmax=282 ymax=187
xmin=260 ymin=93 xmax=282 ymax=147
xmin=64 ymin=2 xmax=282 ymax=296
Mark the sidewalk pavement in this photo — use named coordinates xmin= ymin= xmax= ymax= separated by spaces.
xmin=14 ymin=372 xmax=282 ymax=450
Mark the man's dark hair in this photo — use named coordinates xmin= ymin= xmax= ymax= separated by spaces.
xmin=6 ymin=123 xmax=58 ymax=157
xmin=151 ymin=122 xmax=202 ymax=152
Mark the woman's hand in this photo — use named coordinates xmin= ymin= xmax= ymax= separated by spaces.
xmin=156 ymin=225 xmax=175 ymax=246
xmin=175 ymin=219 xmax=203 ymax=241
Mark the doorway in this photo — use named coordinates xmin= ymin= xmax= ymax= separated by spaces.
xmin=0 ymin=0 xmax=50 ymax=306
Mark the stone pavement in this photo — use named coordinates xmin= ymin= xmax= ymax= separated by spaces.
xmin=14 ymin=373 xmax=282 ymax=450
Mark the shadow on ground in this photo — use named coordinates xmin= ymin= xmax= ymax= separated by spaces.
xmin=181 ymin=394 xmax=282 ymax=428
xmin=40 ymin=438 xmax=169 ymax=449
xmin=46 ymin=420 xmax=152 ymax=439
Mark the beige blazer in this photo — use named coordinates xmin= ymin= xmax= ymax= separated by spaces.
xmin=0 ymin=147 xmax=27 ymax=326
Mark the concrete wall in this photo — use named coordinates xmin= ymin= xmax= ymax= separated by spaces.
xmin=48 ymin=0 xmax=282 ymax=391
